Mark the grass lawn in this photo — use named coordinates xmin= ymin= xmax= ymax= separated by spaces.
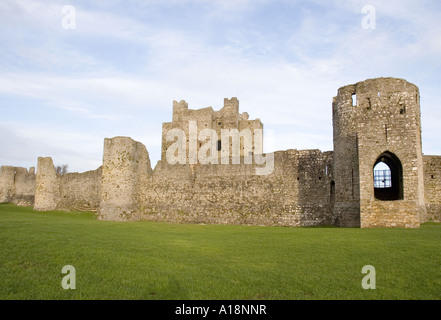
xmin=0 ymin=203 xmax=440 ymax=300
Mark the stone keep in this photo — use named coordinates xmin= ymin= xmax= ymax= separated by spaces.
xmin=333 ymin=78 xmax=425 ymax=228
xmin=162 ymin=97 xmax=263 ymax=164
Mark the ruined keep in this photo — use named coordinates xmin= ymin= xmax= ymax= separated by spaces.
xmin=333 ymin=78 xmax=427 ymax=228
xmin=1 ymin=77 xmax=440 ymax=228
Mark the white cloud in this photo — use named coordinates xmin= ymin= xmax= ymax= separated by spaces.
xmin=0 ymin=72 xmax=173 ymax=118
xmin=0 ymin=0 xmax=440 ymax=172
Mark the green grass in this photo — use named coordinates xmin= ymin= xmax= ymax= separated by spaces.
xmin=0 ymin=203 xmax=440 ymax=300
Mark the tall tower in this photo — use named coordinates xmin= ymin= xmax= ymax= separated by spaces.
xmin=99 ymin=137 xmax=152 ymax=221
xmin=34 ymin=157 xmax=60 ymax=211
xmin=332 ymin=77 xmax=425 ymax=227
xmin=161 ymin=98 xmax=262 ymax=165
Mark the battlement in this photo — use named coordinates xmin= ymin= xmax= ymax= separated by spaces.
xmin=172 ymin=97 xmax=245 ymax=123
xmin=173 ymin=99 xmax=189 ymax=110
xmin=222 ymin=97 xmax=239 ymax=113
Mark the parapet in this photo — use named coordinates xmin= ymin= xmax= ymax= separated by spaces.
xmin=172 ymin=100 xmax=189 ymax=122
xmin=223 ymin=97 xmax=239 ymax=112
xmin=334 ymin=77 xmax=419 ymax=113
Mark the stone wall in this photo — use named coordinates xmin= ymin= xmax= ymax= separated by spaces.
xmin=137 ymin=149 xmax=334 ymax=227
xmin=424 ymin=155 xmax=441 ymax=222
xmin=0 ymin=166 xmax=36 ymax=206
xmin=58 ymin=167 xmax=102 ymax=212
xmin=332 ymin=88 xmax=361 ymax=227
xmin=34 ymin=156 xmax=102 ymax=212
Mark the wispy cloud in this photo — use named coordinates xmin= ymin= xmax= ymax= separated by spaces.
xmin=0 ymin=123 xmax=103 ymax=171
xmin=1 ymin=0 xmax=440 ymax=171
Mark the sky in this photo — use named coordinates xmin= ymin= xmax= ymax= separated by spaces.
xmin=0 ymin=0 xmax=440 ymax=173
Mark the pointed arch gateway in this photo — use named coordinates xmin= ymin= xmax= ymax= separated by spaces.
xmin=373 ymin=151 xmax=403 ymax=201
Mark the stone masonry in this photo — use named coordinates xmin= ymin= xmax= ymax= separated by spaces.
xmin=333 ymin=78 xmax=427 ymax=228
xmin=1 ymin=77 xmax=440 ymax=227
xmin=0 ymin=165 xmax=35 ymax=206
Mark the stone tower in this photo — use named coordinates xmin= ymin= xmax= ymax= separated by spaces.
xmin=332 ymin=77 xmax=426 ymax=227
xmin=34 ymin=157 xmax=60 ymax=211
xmin=98 ymin=137 xmax=152 ymax=221
xmin=161 ymin=98 xmax=263 ymax=165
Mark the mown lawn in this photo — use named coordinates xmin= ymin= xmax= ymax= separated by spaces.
xmin=0 ymin=203 xmax=440 ymax=300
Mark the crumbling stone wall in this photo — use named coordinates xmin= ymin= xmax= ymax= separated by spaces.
xmin=424 ymin=155 xmax=441 ymax=222
xmin=58 ymin=167 xmax=102 ymax=212
xmin=34 ymin=156 xmax=102 ymax=212
xmin=0 ymin=166 xmax=35 ymax=206
xmin=136 ymin=149 xmax=334 ymax=227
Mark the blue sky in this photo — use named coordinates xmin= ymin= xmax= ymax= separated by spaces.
xmin=1 ymin=0 xmax=440 ymax=172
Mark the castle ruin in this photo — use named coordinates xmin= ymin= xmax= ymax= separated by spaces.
xmin=1 ymin=77 xmax=440 ymax=227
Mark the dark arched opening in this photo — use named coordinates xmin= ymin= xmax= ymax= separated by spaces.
xmin=373 ymin=152 xmax=403 ymax=201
